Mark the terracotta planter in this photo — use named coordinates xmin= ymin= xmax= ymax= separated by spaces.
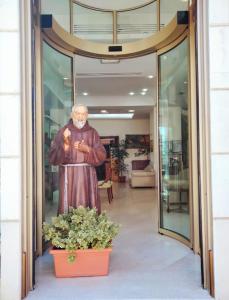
xmin=49 ymin=248 xmax=112 ymax=278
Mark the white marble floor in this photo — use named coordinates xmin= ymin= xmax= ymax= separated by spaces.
xmin=26 ymin=183 xmax=212 ymax=300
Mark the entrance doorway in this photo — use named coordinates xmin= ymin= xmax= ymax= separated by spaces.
xmin=24 ymin=0 xmax=214 ymax=298
xmin=29 ymin=46 xmax=211 ymax=299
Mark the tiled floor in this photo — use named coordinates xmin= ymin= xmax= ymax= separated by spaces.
xmin=26 ymin=183 xmax=212 ymax=300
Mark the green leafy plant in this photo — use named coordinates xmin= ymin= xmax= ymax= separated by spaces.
xmin=110 ymin=139 xmax=129 ymax=177
xmin=43 ymin=206 xmax=120 ymax=263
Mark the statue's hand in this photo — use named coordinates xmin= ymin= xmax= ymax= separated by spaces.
xmin=63 ymin=128 xmax=71 ymax=151
xmin=74 ymin=141 xmax=80 ymax=149
xmin=78 ymin=140 xmax=90 ymax=153
xmin=63 ymin=128 xmax=71 ymax=139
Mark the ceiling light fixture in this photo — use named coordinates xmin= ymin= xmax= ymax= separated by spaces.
xmin=147 ymin=75 xmax=154 ymax=79
xmin=100 ymin=59 xmax=120 ymax=64
xmin=128 ymin=109 xmax=135 ymax=113
xmin=83 ymin=92 xmax=88 ymax=96
xmin=63 ymin=77 xmax=68 ymax=80
xmin=142 ymin=88 xmax=148 ymax=92
xmin=129 ymin=92 xmax=135 ymax=96
xmin=88 ymin=113 xmax=134 ymax=119
xmin=141 ymin=92 xmax=146 ymax=95
xmin=101 ymin=110 xmax=108 ymax=113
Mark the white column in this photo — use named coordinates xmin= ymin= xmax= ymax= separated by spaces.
xmin=209 ymin=0 xmax=229 ymax=299
xmin=0 ymin=0 xmax=22 ymax=299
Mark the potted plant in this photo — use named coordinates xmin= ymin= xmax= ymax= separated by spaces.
xmin=43 ymin=206 xmax=120 ymax=278
xmin=110 ymin=139 xmax=129 ymax=182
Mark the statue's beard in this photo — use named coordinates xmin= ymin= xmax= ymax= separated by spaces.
xmin=73 ymin=119 xmax=86 ymax=129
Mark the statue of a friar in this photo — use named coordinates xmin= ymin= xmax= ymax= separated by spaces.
xmin=49 ymin=104 xmax=106 ymax=214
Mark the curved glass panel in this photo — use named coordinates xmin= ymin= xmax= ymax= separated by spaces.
xmin=41 ymin=0 xmax=70 ymax=32
xmin=42 ymin=42 xmax=73 ymax=222
xmin=158 ymin=38 xmax=190 ymax=240
xmin=73 ymin=4 xmax=113 ymax=43
xmin=160 ymin=0 xmax=188 ymax=29
xmin=117 ymin=1 xmax=157 ymax=43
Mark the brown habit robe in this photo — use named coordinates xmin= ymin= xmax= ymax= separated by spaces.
xmin=49 ymin=119 xmax=106 ymax=214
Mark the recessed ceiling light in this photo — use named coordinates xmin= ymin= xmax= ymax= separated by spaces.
xmin=147 ymin=75 xmax=154 ymax=79
xmin=129 ymin=92 xmax=135 ymax=96
xmin=101 ymin=110 xmax=108 ymax=113
xmin=88 ymin=113 xmax=134 ymax=119
xmin=83 ymin=92 xmax=88 ymax=96
xmin=128 ymin=109 xmax=135 ymax=113
xmin=141 ymin=92 xmax=146 ymax=95
xmin=63 ymin=77 xmax=68 ymax=80
xmin=142 ymin=88 xmax=148 ymax=92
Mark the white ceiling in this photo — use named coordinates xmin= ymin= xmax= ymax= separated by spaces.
xmin=76 ymin=77 xmax=156 ymax=96
xmin=75 ymin=53 xmax=157 ymax=76
xmin=87 ymin=105 xmax=153 ymax=119
xmin=74 ymin=53 xmax=157 ymax=118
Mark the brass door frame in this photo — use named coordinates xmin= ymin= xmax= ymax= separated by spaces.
xmin=157 ymin=30 xmax=193 ymax=248
xmin=196 ymin=0 xmax=214 ymax=294
xmin=41 ymin=13 xmax=188 ymax=59
xmin=36 ymin=34 xmax=75 ymax=256
xmin=33 ymin=0 xmax=212 ymax=293
xmin=21 ymin=0 xmax=34 ymax=296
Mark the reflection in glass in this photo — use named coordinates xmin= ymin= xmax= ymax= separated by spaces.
xmin=160 ymin=0 xmax=188 ymax=29
xmin=73 ymin=4 xmax=113 ymax=43
xmin=42 ymin=42 xmax=73 ymax=222
xmin=41 ymin=0 xmax=70 ymax=32
xmin=159 ymin=38 xmax=190 ymax=239
xmin=117 ymin=1 xmax=157 ymax=43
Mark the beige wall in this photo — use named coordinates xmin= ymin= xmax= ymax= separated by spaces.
xmin=0 ymin=1 xmax=22 ymax=300
xmin=89 ymin=118 xmax=150 ymax=174
xmin=208 ymin=0 xmax=229 ymax=299
xmin=89 ymin=118 xmax=150 ymax=140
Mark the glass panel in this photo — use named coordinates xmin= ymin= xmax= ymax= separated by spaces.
xmin=73 ymin=4 xmax=113 ymax=43
xmin=41 ymin=0 xmax=70 ymax=32
xmin=117 ymin=1 xmax=158 ymax=43
xmin=42 ymin=42 xmax=73 ymax=222
xmin=159 ymin=38 xmax=190 ymax=240
xmin=160 ymin=0 xmax=188 ymax=29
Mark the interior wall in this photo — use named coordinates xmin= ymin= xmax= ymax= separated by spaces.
xmin=89 ymin=118 xmax=151 ymax=174
xmin=89 ymin=119 xmax=150 ymax=139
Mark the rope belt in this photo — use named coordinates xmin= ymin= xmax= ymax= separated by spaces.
xmin=61 ymin=163 xmax=91 ymax=212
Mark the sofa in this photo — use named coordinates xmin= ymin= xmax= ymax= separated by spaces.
xmin=130 ymin=160 xmax=155 ymax=188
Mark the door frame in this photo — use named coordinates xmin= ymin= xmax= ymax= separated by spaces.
xmin=35 ymin=33 xmax=75 ymax=256
xmin=31 ymin=0 xmax=213 ymax=294
xmin=156 ymin=30 xmax=193 ymax=249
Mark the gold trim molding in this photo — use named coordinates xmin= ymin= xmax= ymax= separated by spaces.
xmin=159 ymin=228 xmax=191 ymax=248
xmin=41 ymin=13 xmax=188 ymax=59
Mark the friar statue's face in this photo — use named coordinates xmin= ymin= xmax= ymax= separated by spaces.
xmin=71 ymin=105 xmax=88 ymax=129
